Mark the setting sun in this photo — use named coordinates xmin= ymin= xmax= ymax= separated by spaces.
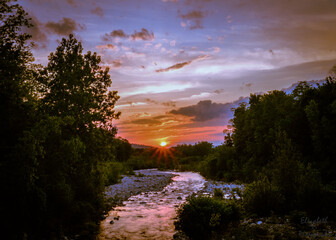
xmin=160 ymin=141 xmax=167 ymax=147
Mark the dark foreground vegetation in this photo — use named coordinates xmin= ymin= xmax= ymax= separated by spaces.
xmin=172 ymin=77 xmax=336 ymax=238
xmin=0 ymin=1 xmax=131 ymax=239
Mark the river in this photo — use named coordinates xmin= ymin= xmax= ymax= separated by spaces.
xmin=99 ymin=170 xmax=241 ymax=240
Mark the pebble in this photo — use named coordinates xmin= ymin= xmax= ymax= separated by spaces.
xmin=104 ymin=169 xmax=175 ymax=207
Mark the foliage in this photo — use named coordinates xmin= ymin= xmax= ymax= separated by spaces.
xmin=175 ymin=195 xmax=241 ymax=240
xmin=0 ymin=1 xmax=122 ymax=238
xmin=213 ymin=188 xmax=224 ymax=199
xmin=174 ymin=141 xmax=213 ymax=158
xmin=114 ymin=137 xmax=132 ymax=162
xmin=39 ymin=34 xmax=120 ymax=130
xmin=243 ymin=176 xmax=284 ymax=216
xmin=174 ymin=76 xmax=336 ymax=238
xmin=126 ymin=149 xmax=157 ymax=170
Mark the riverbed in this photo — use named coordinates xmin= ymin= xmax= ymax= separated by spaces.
xmin=99 ymin=169 xmax=242 ymax=240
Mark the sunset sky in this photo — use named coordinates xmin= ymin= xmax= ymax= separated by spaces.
xmin=20 ymin=0 xmax=336 ymax=146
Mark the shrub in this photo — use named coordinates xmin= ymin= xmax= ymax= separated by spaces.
xmin=175 ymin=195 xmax=241 ymax=240
xmin=213 ymin=188 xmax=224 ymax=198
xmin=243 ymin=177 xmax=284 ymax=216
xmin=101 ymin=161 xmax=123 ymax=185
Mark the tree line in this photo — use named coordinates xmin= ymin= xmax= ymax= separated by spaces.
xmin=0 ymin=1 xmax=126 ymax=239
xmin=173 ymin=77 xmax=336 ymax=239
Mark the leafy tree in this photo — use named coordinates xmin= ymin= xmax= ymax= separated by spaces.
xmin=40 ymin=34 xmax=120 ymax=131
xmin=1 ymin=1 xmax=123 ymax=236
xmin=232 ymin=91 xmax=299 ymax=181
xmin=0 ymin=0 xmax=38 ymax=238
xmin=295 ymin=77 xmax=336 ymax=184
xmin=29 ymin=35 xmax=121 ymax=238
xmin=114 ymin=137 xmax=132 ymax=162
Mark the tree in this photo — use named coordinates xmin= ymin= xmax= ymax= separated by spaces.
xmin=0 ymin=0 xmax=37 ymax=238
xmin=0 ymin=0 xmax=33 ymax=155
xmin=40 ymin=34 xmax=120 ymax=131
xmin=31 ymin=35 xmax=121 ymax=238
xmin=1 ymin=2 xmax=123 ymax=239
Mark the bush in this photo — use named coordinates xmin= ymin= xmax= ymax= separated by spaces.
xmin=101 ymin=161 xmax=123 ymax=185
xmin=243 ymin=177 xmax=284 ymax=216
xmin=175 ymin=195 xmax=241 ymax=240
xmin=213 ymin=188 xmax=224 ymax=198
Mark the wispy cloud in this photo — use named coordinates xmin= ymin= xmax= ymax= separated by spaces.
xmin=156 ymin=60 xmax=192 ymax=72
xmin=156 ymin=55 xmax=209 ymax=73
xmin=121 ymin=82 xmax=194 ymax=97
xmin=91 ymin=6 xmax=104 ymax=17
xmin=111 ymin=60 xmax=122 ymax=68
xmin=130 ymin=118 xmax=161 ymax=125
xmin=96 ymin=44 xmax=116 ymax=50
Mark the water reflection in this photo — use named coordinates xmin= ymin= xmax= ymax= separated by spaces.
xmin=99 ymin=171 xmax=205 ymax=240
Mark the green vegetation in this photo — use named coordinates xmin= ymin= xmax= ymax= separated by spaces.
xmin=175 ymin=79 xmax=336 ymax=239
xmin=175 ymin=195 xmax=241 ymax=240
xmin=0 ymin=1 xmax=129 ymax=238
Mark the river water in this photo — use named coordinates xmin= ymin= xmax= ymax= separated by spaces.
xmin=99 ymin=171 xmax=205 ymax=240
xmin=99 ymin=170 xmax=242 ymax=240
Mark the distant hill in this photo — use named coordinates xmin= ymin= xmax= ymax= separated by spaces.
xmin=131 ymin=143 xmax=153 ymax=149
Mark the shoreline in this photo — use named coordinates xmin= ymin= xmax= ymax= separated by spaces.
xmin=104 ymin=169 xmax=176 ymax=208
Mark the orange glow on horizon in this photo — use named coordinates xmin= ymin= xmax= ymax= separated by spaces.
xmin=151 ymin=145 xmax=177 ymax=166
xmin=116 ymin=119 xmax=227 ymax=146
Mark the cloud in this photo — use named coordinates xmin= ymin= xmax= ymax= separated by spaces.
xmin=102 ymin=28 xmax=154 ymax=42
xmin=45 ymin=17 xmax=84 ymax=35
xmin=130 ymin=28 xmax=154 ymax=41
xmin=96 ymin=44 xmax=116 ymax=50
xmin=156 ymin=60 xmax=192 ymax=72
xmin=212 ymin=47 xmax=221 ymax=53
xmin=102 ymin=29 xmax=128 ymax=41
xmin=176 ymin=92 xmax=212 ymax=101
xmin=181 ymin=10 xmax=205 ymax=19
xmin=240 ymin=82 xmax=253 ymax=90
xmin=170 ymin=100 xmax=243 ymax=122
xmin=156 ymin=55 xmax=209 ymax=73
xmin=111 ymin=60 xmax=122 ymax=68
xmin=180 ymin=10 xmax=207 ymax=29
xmin=162 ymin=101 xmax=176 ymax=108
xmin=91 ymin=6 xmax=104 ymax=17
xmin=66 ymin=0 xmax=76 ymax=6
xmin=214 ymin=89 xmax=224 ymax=94
xmin=145 ymin=98 xmax=159 ymax=104
xmin=25 ymin=15 xmax=48 ymax=48
xmin=130 ymin=118 xmax=161 ymax=125
xmin=217 ymin=0 xmax=336 ymax=53
xmin=145 ymin=98 xmax=176 ymax=107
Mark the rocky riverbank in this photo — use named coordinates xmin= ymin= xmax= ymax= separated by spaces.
xmin=100 ymin=171 xmax=206 ymax=239
xmin=104 ymin=169 xmax=176 ymax=207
